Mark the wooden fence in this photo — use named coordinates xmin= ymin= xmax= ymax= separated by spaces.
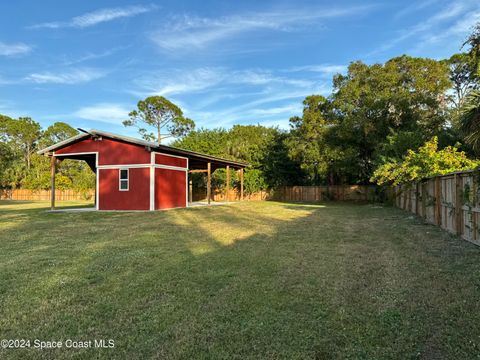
xmin=2 ymin=185 xmax=377 ymax=203
xmin=272 ymin=185 xmax=378 ymax=202
xmin=193 ymin=185 xmax=377 ymax=202
xmin=192 ymin=189 xmax=269 ymax=202
xmin=394 ymin=170 xmax=480 ymax=246
xmin=0 ymin=189 xmax=95 ymax=201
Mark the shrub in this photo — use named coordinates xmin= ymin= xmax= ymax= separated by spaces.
xmin=371 ymin=137 xmax=479 ymax=185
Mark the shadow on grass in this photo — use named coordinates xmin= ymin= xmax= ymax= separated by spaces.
xmin=1 ymin=201 xmax=480 ymax=359
xmin=0 ymin=200 xmax=37 ymax=205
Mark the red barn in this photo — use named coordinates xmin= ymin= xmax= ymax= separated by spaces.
xmin=38 ymin=129 xmax=247 ymax=211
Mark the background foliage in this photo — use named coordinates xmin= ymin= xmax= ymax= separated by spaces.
xmin=0 ymin=119 xmax=95 ymax=192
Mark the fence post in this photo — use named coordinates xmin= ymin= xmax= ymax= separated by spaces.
xmin=455 ymin=174 xmax=463 ymax=236
xmin=420 ymin=182 xmax=425 ymax=219
xmin=50 ymin=156 xmax=56 ymax=210
xmin=415 ymin=182 xmax=419 ymax=215
xmin=434 ymin=176 xmax=442 ymax=226
xmin=473 ymin=174 xmax=477 ymax=242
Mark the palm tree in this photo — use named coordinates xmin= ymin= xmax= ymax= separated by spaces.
xmin=460 ymin=90 xmax=480 ymax=152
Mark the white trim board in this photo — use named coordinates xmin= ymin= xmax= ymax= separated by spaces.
xmin=54 ymin=151 xmax=99 ymax=167
xmin=153 ymin=164 xmax=187 ymax=172
xmin=96 ymin=163 xmax=187 ymax=171
xmin=150 ymin=152 xmax=155 ymax=211
xmin=185 ymin=158 xmax=189 ymax=208
xmin=97 ymin=164 xmax=150 ymax=169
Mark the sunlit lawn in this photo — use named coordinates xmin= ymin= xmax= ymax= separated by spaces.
xmin=1 ymin=200 xmax=480 ymax=359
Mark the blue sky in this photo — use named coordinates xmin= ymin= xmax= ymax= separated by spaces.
xmin=0 ymin=0 xmax=479 ymax=140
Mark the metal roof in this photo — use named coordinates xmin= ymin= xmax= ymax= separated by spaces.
xmin=37 ymin=129 xmax=248 ymax=168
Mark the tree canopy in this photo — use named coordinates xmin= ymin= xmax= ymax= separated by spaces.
xmin=0 ymin=119 xmax=94 ymax=192
xmin=123 ymin=96 xmax=195 ymax=143
xmin=460 ymin=23 xmax=480 ymax=155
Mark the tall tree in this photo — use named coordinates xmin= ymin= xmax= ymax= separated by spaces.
xmin=23 ymin=122 xmax=95 ymax=191
xmin=123 ymin=96 xmax=195 ymax=143
xmin=446 ymin=53 xmax=477 ymax=111
xmin=285 ymin=95 xmax=337 ymax=184
xmin=0 ymin=140 xmax=15 ymax=188
xmin=459 ymin=23 xmax=480 ymax=154
xmin=40 ymin=122 xmax=78 ymax=147
xmin=1 ymin=117 xmax=41 ymax=170
xmin=172 ymin=128 xmax=230 ymax=157
xmin=460 ymin=90 xmax=480 ymax=152
xmin=464 ymin=23 xmax=480 ymax=77
xmin=173 ymin=125 xmax=300 ymax=189
xmin=331 ymin=56 xmax=451 ymax=183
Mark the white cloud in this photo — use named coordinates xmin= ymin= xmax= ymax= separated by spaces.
xmin=0 ymin=100 xmax=13 ymax=111
xmin=132 ymin=67 xmax=317 ymax=98
xmin=418 ymin=9 xmax=480 ymax=47
xmin=138 ymin=68 xmax=225 ymax=97
xmin=129 ymin=65 xmax=331 ymax=129
xmin=231 ymin=70 xmax=314 ymax=87
xmin=30 ymin=5 xmax=154 ymax=29
xmin=25 ymin=68 xmax=106 ymax=84
xmin=60 ymin=47 xmax=124 ymax=66
xmin=393 ymin=0 xmax=438 ymax=20
xmin=0 ymin=76 xmax=11 ymax=85
xmin=151 ymin=6 xmax=374 ymax=51
xmin=73 ymin=103 xmax=131 ymax=124
xmin=0 ymin=42 xmax=31 ymax=56
xmin=221 ymin=88 xmax=329 ymax=116
xmin=248 ymin=104 xmax=302 ymax=116
xmin=287 ymin=64 xmax=347 ymax=75
xmin=369 ymin=1 xmax=479 ymax=57
xmin=0 ymin=100 xmax=27 ymax=118
xmin=189 ymin=89 xmax=325 ymax=128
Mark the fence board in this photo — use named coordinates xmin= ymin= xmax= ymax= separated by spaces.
xmin=394 ymin=170 xmax=480 ymax=246
xmin=190 ymin=185 xmax=377 ymax=203
xmin=272 ymin=185 xmax=376 ymax=202
xmin=0 ymin=189 xmax=94 ymax=201
xmin=3 ymin=185 xmax=378 ymax=204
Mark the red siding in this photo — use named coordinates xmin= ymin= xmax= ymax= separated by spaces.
xmin=99 ymin=167 xmax=150 ymax=210
xmin=54 ymin=136 xmax=191 ymax=210
xmin=55 ymin=138 xmax=150 ymax=165
xmin=155 ymin=153 xmax=187 ymax=168
xmin=155 ymin=168 xmax=186 ymax=209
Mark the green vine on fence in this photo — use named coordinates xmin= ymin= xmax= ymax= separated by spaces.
xmin=462 ymin=182 xmax=472 ymax=207
xmin=425 ymin=191 xmax=436 ymax=207
xmin=475 ymin=170 xmax=480 ymax=207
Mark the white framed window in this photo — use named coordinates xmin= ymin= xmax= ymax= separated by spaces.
xmin=119 ymin=168 xmax=129 ymax=191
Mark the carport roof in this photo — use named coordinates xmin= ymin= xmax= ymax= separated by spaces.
xmin=37 ymin=129 xmax=248 ymax=170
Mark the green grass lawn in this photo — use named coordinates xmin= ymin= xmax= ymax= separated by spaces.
xmin=1 ymin=200 xmax=480 ymax=359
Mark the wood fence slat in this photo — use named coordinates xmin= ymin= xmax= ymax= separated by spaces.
xmin=394 ymin=170 xmax=479 ymax=245
xmin=3 ymin=185 xmax=379 ymax=204
xmin=187 ymin=185 xmax=378 ymax=203
xmin=455 ymin=174 xmax=462 ymax=236
xmin=1 ymin=189 xmax=95 ymax=201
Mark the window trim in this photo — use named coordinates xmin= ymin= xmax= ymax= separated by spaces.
xmin=119 ymin=168 xmax=129 ymax=191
